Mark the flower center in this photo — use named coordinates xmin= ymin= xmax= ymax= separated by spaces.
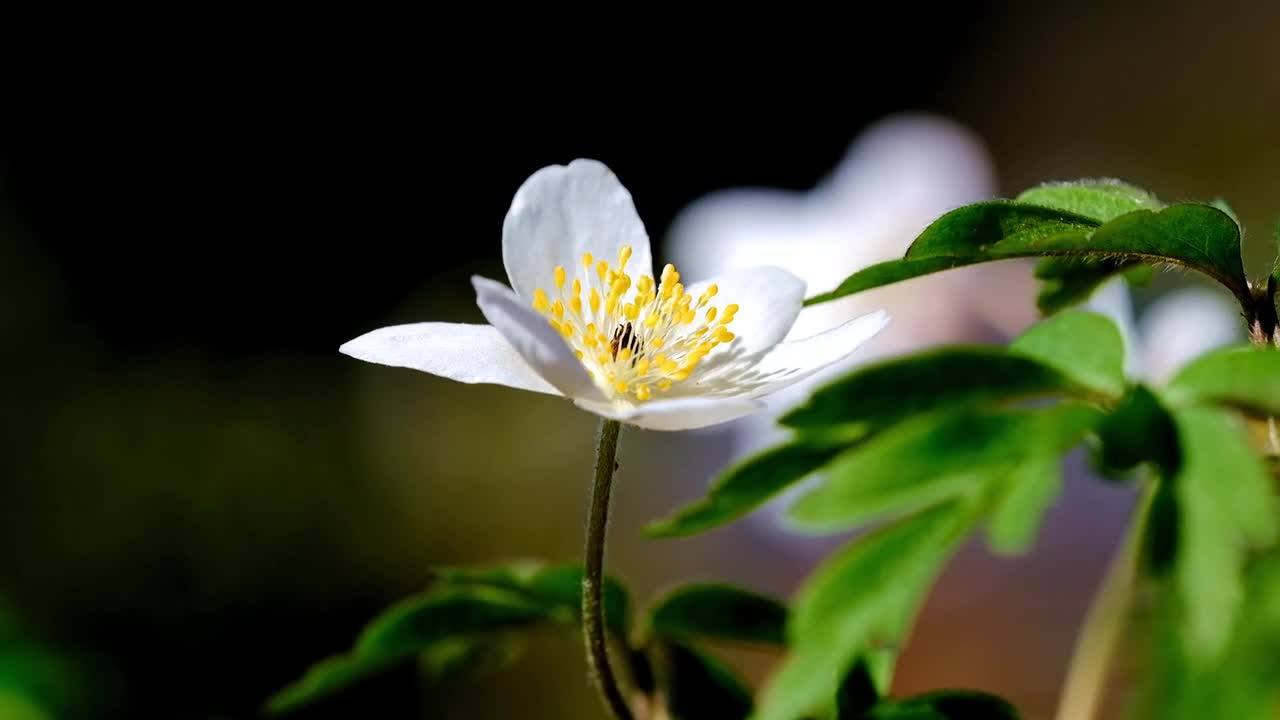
xmin=530 ymin=245 xmax=738 ymax=402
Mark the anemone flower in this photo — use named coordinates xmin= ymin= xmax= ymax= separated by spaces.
xmin=339 ymin=159 xmax=888 ymax=432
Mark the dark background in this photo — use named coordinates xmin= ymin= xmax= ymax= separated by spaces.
xmin=2 ymin=5 xmax=1277 ymax=718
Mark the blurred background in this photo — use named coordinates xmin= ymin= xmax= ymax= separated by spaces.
xmin=1 ymin=4 xmax=1277 ymax=718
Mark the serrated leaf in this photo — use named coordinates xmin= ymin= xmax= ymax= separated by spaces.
xmin=1094 ymin=385 xmax=1181 ymax=478
xmin=648 ymin=584 xmax=787 ymax=647
xmin=655 ymin=641 xmax=753 ymax=720
xmin=646 ymin=442 xmax=847 ymax=538
xmin=1165 ymin=345 xmax=1280 ymax=416
xmin=754 ymin=502 xmax=980 ymax=720
xmin=1033 ymin=257 xmax=1144 ymax=315
xmin=1172 ymin=406 xmax=1277 ymax=662
xmin=1008 ymin=309 xmax=1127 ymax=398
xmin=1015 ymin=179 xmax=1162 ymax=222
xmin=863 ymin=690 xmax=1021 ymax=719
xmin=807 ymin=203 xmax=1250 ymax=310
xmin=985 ymin=455 xmax=1062 ymax=555
xmin=787 ymin=404 xmax=1101 ymax=533
xmin=781 ymin=348 xmax=1088 ymax=431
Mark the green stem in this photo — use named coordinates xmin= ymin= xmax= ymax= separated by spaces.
xmin=583 ymin=419 xmax=633 ymax=720
xmin=1054 ymin=482 xmax=1155 ymax=720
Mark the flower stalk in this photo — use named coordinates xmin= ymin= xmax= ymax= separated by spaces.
xmin=583 ymin=418 xmax=634 ymax=720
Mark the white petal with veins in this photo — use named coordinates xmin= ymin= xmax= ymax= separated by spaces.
xmin=340 ymin=322 xmax=560 ymax=395
xmin=472 ymin=275 xmax=606 ymax=401
xmin=502 ymin=159 xmax=654 ymax=305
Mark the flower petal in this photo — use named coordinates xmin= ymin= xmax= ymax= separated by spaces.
xmin=683 ymin=266 xmax=806 ymax=358
xmin=704 ymin=310 xmax=890 ymax=400
xmin=574 ymin=396 xmax=766 ymax=432
xmin=471 ymin=275 xmax=606 ymax=401
xmin=339 ymin=322 xmax=560 ymax=395
xmin=502 ymin=159 xmax=654 ymax=304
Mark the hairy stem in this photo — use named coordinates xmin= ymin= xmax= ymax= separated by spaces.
xmin=583 ymin=419 xmax=633 ymax=720
xmin=1054 ymin=483 xmax=1154 ymax=720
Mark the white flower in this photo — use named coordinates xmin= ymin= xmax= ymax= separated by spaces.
xmin=339 ymin=159 xmax=889 ymax=432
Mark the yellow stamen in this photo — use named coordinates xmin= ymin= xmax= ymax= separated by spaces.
xmin=532 ymin=288 xmax=549 ymax=313
xmin=553 ymin=266 xmax=566 ymax=289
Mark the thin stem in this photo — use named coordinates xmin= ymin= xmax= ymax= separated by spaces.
xmin=583 ymin=418 xmax=633 ymax=720
xmin=1054 ymin=483 xmax=1155 ymax=720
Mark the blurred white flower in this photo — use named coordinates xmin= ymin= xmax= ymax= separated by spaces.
xmin=1086 ymin=279 xmax=1244 ymax=383
xmin=340 ymin=159 xmax=887 ymax=432
xmin=666 ymin=113 xmax=1038 ymax=452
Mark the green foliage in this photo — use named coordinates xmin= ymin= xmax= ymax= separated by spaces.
xmin=1033 ymin=256 xmax=1143 ymax=314
xmin=1014 ymin=179 xmax=1163 ymax=222
xmin=647 ymin=584 xmax=787 ymax=647
xmin=1170 ymin=407 xmax=1277 ymax=661
xmin=1007 ymin=309 xmax=1126 ymax=397
xmin=754 ymin=502 xmax=982 ymax=720
xmin=786 ymin=404 xmax=1100 ymax=533
xmin=267 ymin=562 xmax=631 ymax=714
xmin=985 ymin=455 xmax=1063 ymax=555
xmin=653 ymin=309 xmax=1119 ymax=538
xmin=1094 ymin=385 xmax=1180 ymax=478
xmin=806 ymin=201 xmax=1250 ymax=311
xmin=1135 ymin=554 xmax=1280 ymax=719
xmin=1165 ymin=345 xmax=1280 ymax=416
xmin=781 ymin=348 xmax=1090 ymax=431
xmin=645 ymin=442 xmax=847 ymax=538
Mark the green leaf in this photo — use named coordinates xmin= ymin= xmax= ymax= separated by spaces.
xmin=1015 ymin=179 xmax=1162 ymax=222
xmin=1165 ymin=345 xmax=1280 ymax=417
xmin=433 ymin=563 xmax=631 ymax=636
xmin=1172 ymin=406 xmax=1277 ymax=661
xmin=268 ymin=589 xmax=549 ymax=713
xmin=754 ymin=502 xmax=980 ymax=720
xmin=787 ymin=404 xmax=1101 ymax=533
xmin=807 ymin=203 xmax=1249 ymax=310
xmin=781 ymin=348 xmax=1088 ymax=431
xmin=1008 ymin=309 xmax=1127 ymax=398
xmin=654 ymin=641 xmax=754 ymax=720
xmin=648 ymin=584 xmax=787 ymax=647
xmin=985 ymin=455 xmax=1062 ymax=555
xmin=1133 ymin=554 xmax=1280 ymax=720
xmin=864 ymin=690 xmax=1021 ymax=719
xmin=1033 ymin=257 xmax=1143 ymax=315
xmin=646 ymin=441 xmax=847 ymax=538
xmin=268 ymin=562 xmax=632 ymax=713
xmin=1094 ymin=385 xmax=1181 ymax=478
